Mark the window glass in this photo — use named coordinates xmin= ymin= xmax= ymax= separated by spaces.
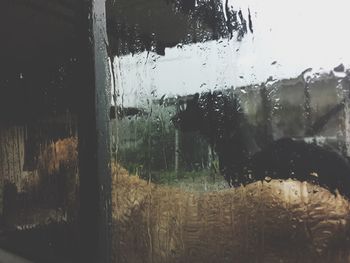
xmin=108 ymin=0 xmax=350 ymax=262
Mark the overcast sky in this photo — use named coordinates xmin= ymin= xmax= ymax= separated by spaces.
xmin=114 ymin=0 xmax=350 ymax=107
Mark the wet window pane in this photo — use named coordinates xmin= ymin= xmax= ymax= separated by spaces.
xmin=107 ymin=0 xmax=350 ymax=262
xmin=3 ymin=0 xmax=350 ymax=262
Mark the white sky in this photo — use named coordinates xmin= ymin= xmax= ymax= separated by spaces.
xmin=114 ymin=0 xmax=350 ymax=107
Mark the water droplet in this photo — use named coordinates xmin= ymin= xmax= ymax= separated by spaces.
xmin=264 ymin=176 xmax=272 ymax=183
xmin=310 ymin=172 xmax=318 ymax=178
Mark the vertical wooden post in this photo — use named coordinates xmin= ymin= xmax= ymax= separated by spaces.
xmin=175 ymin=129 xmax=179 ymax=175
xmin=175 ymin=102 xmax=180 ymax=176
xmin=342 ymin=83 xmax=350 ymax=157
xmin=208 ymin=144 xmax=213 ymax=170
xmin=304 ymin=82 xmax=312 ymax=135
xmin=260 ymin=84 xmax=273 ymax=144
xmin=78 ymin=0 xmax=112 ymax=262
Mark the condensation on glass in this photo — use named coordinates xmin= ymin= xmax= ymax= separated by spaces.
xmin=107 ymin=0 xmax=350 ymax=262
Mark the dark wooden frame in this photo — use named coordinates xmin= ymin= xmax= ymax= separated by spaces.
xmin=78 ymin=0 xmax=112 ymax=262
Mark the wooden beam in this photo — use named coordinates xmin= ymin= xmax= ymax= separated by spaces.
xmin=77 ymin=0 xmax=112 ymax=262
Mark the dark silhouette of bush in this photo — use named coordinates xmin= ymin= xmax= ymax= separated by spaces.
xmin=173 ymin=91 xmax=350 ymax=199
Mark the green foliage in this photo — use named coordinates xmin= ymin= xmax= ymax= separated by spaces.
xmin=156 ymin=170 xmax=211 ymax=185
xmin=116 ymin=103 xmax=212 ymax=183
xmin=117 ymin=104 xmax=175 ymax=180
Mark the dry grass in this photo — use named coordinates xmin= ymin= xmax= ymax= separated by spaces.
xmin=38 ymin=137 xmax=78 ymax=176
xmin=15 ymin=137 xmax=350 ymax=262
xmin=112 ymin=164 xmax=350 ymax=263
xmin=4 ymin=138 xmax=79 ymax=226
